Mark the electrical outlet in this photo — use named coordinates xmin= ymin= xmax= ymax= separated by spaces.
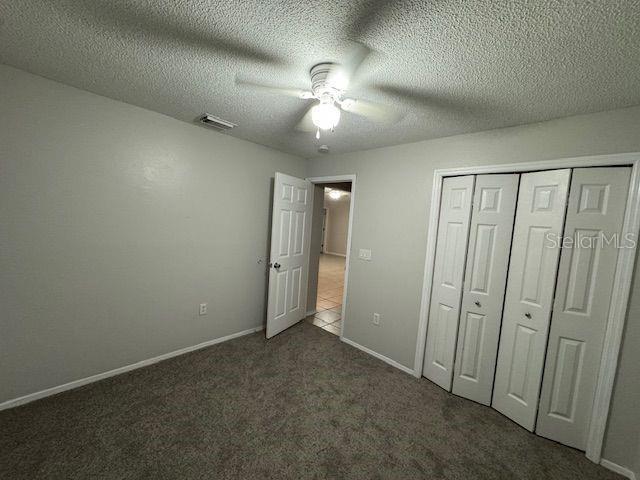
xmin=358 ymin=248 xmax=372 ymax=261
xmin=199 ymin=303 xmax=207 ymax=316
xmin=372 ymin=312 xmax=380 ymax=326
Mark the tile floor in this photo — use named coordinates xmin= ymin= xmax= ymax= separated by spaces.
xmin=305 ymin=253 xmax=345 ymax=336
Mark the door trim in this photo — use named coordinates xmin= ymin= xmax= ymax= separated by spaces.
xmin=307 ymin=175 xmax=356 ymax=340
xmin=414 ymin=152 xmax=640 ymax=464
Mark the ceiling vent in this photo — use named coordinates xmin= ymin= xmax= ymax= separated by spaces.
xmin=199 ymin=114 xmax=237 ymax=131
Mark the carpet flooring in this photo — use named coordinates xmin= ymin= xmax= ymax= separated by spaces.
xmin=0 ymin=322 xmax=622 ymax=479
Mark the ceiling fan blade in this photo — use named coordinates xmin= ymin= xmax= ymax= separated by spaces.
xmin=340 ymin=98 xmax=403 ymax=124
xmin=67 ymin=2 xmax=282 ymax=65
xmin=235 ymin=77 xmax=312 ymax=98
xmin=370 ymin=85 xmax=490 ymax=113
xmin=294 ymin=105 xmax=317 ymax=133
xmin=326 ymin=41 xmax=372 ymax=91
xmin=344 ymin=0 xmax=394 ymax=41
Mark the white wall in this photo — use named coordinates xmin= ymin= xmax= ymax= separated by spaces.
xmin=604 ymin=253 xmax=640 ymax=475
xmin=306 ymin=105 xmax=640 ymax=476
xmin=324 ymin=192 xmax=350 ymax=256
xmin=0 ymin=65 xmax=304 ymax=404
xmin=2 ymin=61 xmax=638 ymax=476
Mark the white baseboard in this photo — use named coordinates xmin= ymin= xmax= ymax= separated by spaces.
xmin=341 ymin=337 xmax=415 ymax=376
xmin=0 ymin=325 xmax=264 ymax=412
xmin=305 ymin=309 xmax=317 ymax=317
xmin=324 ymin=251 xmax=346 ymax=257
xmin=601 ymin=459 xmax=637 ymax=480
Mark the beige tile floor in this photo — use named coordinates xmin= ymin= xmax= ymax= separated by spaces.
xmin=305 ymin=254 xmax=345 ymax=336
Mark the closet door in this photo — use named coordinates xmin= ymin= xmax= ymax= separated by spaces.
xmin=536 ymin=167 xmax=630 ymax=449
xmin=452 ymin=174 xmax=519 ymax=405
xmin=423 ymin=175 xmax=475 ymax=390
xmin=492 ymin=169 xmax=571 ymax=430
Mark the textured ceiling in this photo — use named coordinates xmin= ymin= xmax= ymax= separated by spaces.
xmin=1 ymin=0 xmax=639 ymax=158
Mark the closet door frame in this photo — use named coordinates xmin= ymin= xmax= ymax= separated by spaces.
xmin=414 ymin=152 xmax=640 ymax=465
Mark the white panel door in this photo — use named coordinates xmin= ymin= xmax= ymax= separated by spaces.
xmin=423 ymin=175 xmax=475 ymax=390
xmin=452 ymin=174 xmax=519 ymax=405
xmin=536 ymin=167 xmax=630 ymax=449
xmin=492 ymin=169 xmax=571 ymax=430
xmin=266 ymin=172 xmax=313 ymax=338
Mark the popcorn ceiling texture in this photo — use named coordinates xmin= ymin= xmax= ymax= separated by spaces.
xmin=1 ymin=0 xmax=639 ymax=158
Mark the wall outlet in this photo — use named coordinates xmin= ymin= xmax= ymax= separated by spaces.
xmin=358 ymin=248 xmax=372 ymax=261
xmin=372 ymin=312 xmax=380 ymax=326
xmin=199 ymin=303 xmax=207 ymax=316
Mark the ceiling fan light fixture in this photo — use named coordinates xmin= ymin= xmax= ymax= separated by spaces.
xmin=328 ymin=189 xmax=343 ymax=200
xmin=311 ymin=101 xmax=341 ymax=130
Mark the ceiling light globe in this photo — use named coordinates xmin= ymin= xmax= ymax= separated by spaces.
xmin=328 ymin=190 xmax=342 ymax=200
xmin=311 ymin=102 xmax=341 ymax=130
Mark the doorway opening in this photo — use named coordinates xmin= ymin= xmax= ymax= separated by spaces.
xmin=306 ymin=179 xmax=354 ymax=336
xmin=265 ymin=172 xmax=355 ymax=339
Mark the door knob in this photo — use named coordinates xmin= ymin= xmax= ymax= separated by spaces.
xmin=525 ymin=312 xmax=532 ymax=319
xmin=474 ymin=301 xmax=481 ymax=307
xmin=273 ymin=263 xmax=281 ymax=269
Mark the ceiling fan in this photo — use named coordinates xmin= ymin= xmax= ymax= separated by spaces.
xmin=67 ymin=1 xmax=456 ymax=143
xmin=236 ymin=42 xmax=403 ymax=140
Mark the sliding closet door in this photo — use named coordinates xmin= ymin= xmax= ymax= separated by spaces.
xmin=452 ymin=174 xmax=519 ymax=405
xmin=492 ymin=169 xmax=571 ymax=430
xmin=424 ymin=175 xmax=475 ymax=390
xmin=536 ymin=167 xmax=630 ymax=449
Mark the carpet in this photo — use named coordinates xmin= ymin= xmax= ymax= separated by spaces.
xmin=0 ymin=322 xmax=622 ymax=479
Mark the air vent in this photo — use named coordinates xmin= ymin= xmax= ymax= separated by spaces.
xmin=199 ymin=114 xmax=237 ymax=131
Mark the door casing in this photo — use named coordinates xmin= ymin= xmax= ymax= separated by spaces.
xmin=307 ymin=175 xmax=356 ymax=339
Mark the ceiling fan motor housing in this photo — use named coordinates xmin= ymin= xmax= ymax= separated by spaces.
xmin=310 ymin=63 xmax=342 ymax=101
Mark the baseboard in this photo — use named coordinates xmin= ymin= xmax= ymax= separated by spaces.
xmin=601 ymin=459 xmax=637 ymax=480
xmin=306 ymin=309 xmax=317 ymax=317
xmin=340 ymin=337 xmax=415 ymax=376
xmin=0 ymin=325 xmax=264 ymax=412
xmin=324 ymin=251 xmax=346 ymax=257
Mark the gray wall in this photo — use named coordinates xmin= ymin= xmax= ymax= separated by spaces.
xmin=604 ymin=252 xmax=640 ymax=474
xmin=0 ymin=65 xmax=304 ymax=403
xmin=306 ymin=105 xmax=640 ymax=474
xmin=324 ymin=192 xmax=350 ymax=256
xmin=2 ymin=61 xmax=638 ymax=475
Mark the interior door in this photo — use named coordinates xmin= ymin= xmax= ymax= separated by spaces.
xmin=266 ymin=172 xmax=313 ymax=338
xmin=423 ymin=175 xmax=475 ymax=390
xmin=452 ymin=174 xmax=519 ymax=405
xmin=492 ymin=169 xmax=571 ymax=430
xmin=536 ymin=167 xmax=631 ymax=449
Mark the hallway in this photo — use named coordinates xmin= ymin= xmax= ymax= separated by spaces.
xmin=306 ymin=254 xmax=345 ymax=335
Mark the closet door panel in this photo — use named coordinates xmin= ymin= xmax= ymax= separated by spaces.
xmin=536 ymin=167 xmax=630 ymax=449
xmin=452 ymin=174 xmax=519 ymax=405
xmin=492 ymin=169 xmax=571 ymax=430
xmin=423 ymin=175 xmax=475 ymax=390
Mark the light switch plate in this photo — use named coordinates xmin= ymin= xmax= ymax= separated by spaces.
xmin=199 ymin=303 xmax=207 ymax=315
xmin=358 ymin=248 xmax=372 ymax=261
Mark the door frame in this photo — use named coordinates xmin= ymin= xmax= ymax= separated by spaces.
xmin=307 ymin=174 xmax=356 ymax=339
xmin=321 ymin=208 xmax=328 ymax=253
xmin=414 ymin=152 xmax=640 ymax=464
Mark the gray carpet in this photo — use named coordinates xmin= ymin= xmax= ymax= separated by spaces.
xmin=0 ymin=322 xmax=622 ymax=479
